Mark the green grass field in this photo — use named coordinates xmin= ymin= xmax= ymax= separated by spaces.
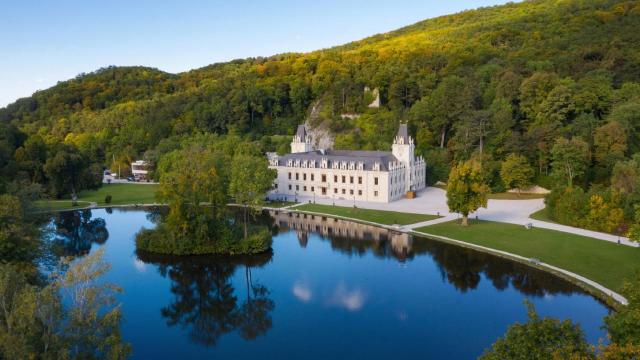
xmin=529 ymin=208 xmax=556 ymax=223
xmin=487 ymin=192 xmax=546 ymax=200
xmin=416 ymin=219 xmax=640 ymax=291
xmin=36 ymin=183 xmax=159 ymax=211
xmin=34 ymin=200 xmax=93 ymax=211
xmin=265 ymin=200 xmax=297 ymax=208
xmin=293 ymin=203 xmax=440 ymax=225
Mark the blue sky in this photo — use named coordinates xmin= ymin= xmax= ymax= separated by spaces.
xmin=0 ymin=0 xmax=515 ymax=108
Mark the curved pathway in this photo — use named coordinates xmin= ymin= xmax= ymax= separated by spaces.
xmin=279 ymin=187 xmax=639 ymax=248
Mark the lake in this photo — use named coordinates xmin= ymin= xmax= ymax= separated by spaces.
xmin=42 ymin=208 xmax=610 ymax=359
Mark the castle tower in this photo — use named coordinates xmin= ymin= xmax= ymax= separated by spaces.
xmin=392 ymin=123 xmax=415 ymax=192
xmin=291 ymin=125 xmax=313 ymax=153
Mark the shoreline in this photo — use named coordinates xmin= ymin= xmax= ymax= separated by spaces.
xmin=38 ymin=203 xmax=628 ymax=307
xmin=267 ymin=206 xmax=628 ymax=308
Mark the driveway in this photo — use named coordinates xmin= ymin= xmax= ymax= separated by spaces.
xmin=273 ymin=187 xmax=638 ymax=247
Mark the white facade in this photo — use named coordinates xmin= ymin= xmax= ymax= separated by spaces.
xmin=269 ymin=124 xmax=426 ymax=203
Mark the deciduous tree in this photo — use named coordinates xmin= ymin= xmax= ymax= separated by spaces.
xmin=480 ymin=301 xmax=592 ymax=360
xmin=500 ymin=154 xmax=534 ymax=193
xmin=446 ymin=160 xmax=489 ymax=226
xmin=229 ymin=154 xmax=276 ymax=239
xmin=551 ymin=137 xmax=589 ymax=187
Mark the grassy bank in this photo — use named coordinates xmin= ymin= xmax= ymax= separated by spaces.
xmin=529 ymin=208 xmax=556 ymax=223
xmin=416 ymin=219 xmax=640 ymax=292
xmin=487 ymin=192 xmax=546 ymax=200
xmin=293 ymin=203 xmax=439 ymax=225
xmin=265 ymin=200 xmax=297 ymax=208
xmin=36 ymin=183 xmax=159 ymax=211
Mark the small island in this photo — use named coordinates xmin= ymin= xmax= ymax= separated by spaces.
xmin=136 ymin=135 xmax=275 ymax=256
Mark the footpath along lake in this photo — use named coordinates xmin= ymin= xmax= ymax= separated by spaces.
xmin=41 ymin=208 xmax=610 ymax=359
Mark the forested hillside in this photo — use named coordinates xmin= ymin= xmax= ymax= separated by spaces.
xmin=2 ymin=0 xmax=640 ymax=232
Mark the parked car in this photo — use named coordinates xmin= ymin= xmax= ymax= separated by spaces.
xmin=127 ymin=176 xmax=136 ymax=182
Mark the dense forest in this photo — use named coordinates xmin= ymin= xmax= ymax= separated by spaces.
xmin=2 ymin=0 xmax=640 ymax=232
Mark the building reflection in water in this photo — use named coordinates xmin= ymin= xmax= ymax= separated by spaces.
xmin=268 ymin=209 xmax=591 ymax=299
xmin=269 ymin=210 xmax=413 ymax=261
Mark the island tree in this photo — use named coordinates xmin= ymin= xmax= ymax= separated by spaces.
xmin=229 ymin=153 xmax=276 ymax=239
xmin=446 ymin=160 xmax=489 ymax=226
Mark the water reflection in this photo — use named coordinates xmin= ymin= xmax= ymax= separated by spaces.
xmin=271 ymin=209 xmax=588 ymax=299
xmin=136 ymin=251 xmax=274 ymax=347
xmin=48 ymin=210 xmax=109 ymax=256
xmin=270 ymin=210 xmax=414 ymax=260
xmin=42 ymin=208 xmax=607 ymax=358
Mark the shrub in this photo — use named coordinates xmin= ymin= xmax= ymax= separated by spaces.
xmin=105 ymin=194 xmax=112 ymax=204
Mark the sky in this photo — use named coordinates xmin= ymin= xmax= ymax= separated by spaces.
xmin=0 ymin=0 xmax=516 ymax=108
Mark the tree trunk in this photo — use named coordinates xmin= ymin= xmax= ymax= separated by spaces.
xmin=243 ymin=205 xmax=248 ymax=239
xmin=440 ymin=126 xmax=446 ymax=148
xmin=461 ymin=215 xmax=469 ymax=226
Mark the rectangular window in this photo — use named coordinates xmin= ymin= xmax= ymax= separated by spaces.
xmin=288 ymin=184 xmax=292 ymax=190
xmin=358 ymin=176 xmax=362 ymax=184
xmin=350 ymin=176 xmax=354 ymax=184
xmin=342 ymin=189 xmax=346 ymax=194
xmin=334 ymin=175 xmax=338 ymax=182
xmin=303 ymin=173 xmax=307 ymax=181
xmin=374 ymin=177 xmax=378 ymax=185
xmin=296 ymin=173 xmax=299 ymax=180
xmin=349 ymin=189 xmax=353 ymax=195
xmin=321 ymin=187 xmax=326 ymax=195
xmin=311 ymin=174 xmax=314 ymax=181
xmin=358 ymin=190 xmax=362 ymax=196
xmin=311 ymin=186 xmax=314 ymax=192
xmin=342 ymin=175 xmax=346 ymax=183
xmin=303 ymin=186 xmax=307 ymax=191
xmin=334 ymin=188 xmax=338 ymax=194
xmin=288 ymin=172 xmax=291 ymax=180
xmin=322 ymin=174 xmax=327 ymax=182
xmin=374 ymin=191 xmax=378 ymax=197
xmin=295 ymin=185 xmax=299 ymax=191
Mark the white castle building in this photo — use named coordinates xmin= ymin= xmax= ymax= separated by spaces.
xmin=268 ymin=124 xmax=426 ymax=203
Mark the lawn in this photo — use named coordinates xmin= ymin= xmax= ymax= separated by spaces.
xmin=293 ymin=203 xmax=440 ymax=225
xmin=79 ymin=183 xmax=159 ymax=205
xmin=265 ymin=200 xmax=297 ymax=208
xmin=36 ymin=183 xmax=159 ymax=211
xmin=487 ymin=192 xmax=546 ymax=200
xmin=34 ymin=200 xmax=93 ymax=211
xmin=416 ymin=219 xmax=640 ymax=292
xmin=529 ymin=208 xmax=556 ymax=223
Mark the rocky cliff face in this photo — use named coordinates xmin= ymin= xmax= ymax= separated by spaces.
xmin=305 ymin=100 xmax=334 ymax=150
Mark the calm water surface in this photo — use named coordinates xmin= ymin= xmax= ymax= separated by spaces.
xmin=43 ymin=208 xmax=610 ymax=359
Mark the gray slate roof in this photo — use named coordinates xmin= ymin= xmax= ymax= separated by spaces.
xmin=295 ymin=125 xmax=307 ymax=140
xmin=277 ymin=149 xmax=398 ymax=171
xmin=396 ymin=124 xmax=409 ymax=144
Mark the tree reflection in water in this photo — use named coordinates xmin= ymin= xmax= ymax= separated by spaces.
xmin=136 ymin=250 xmax=274 ymax=347
xmin=271 ymin=210 xmax=586 ymax=299
xmin=48 ymin=209 xmax=109 ymax=256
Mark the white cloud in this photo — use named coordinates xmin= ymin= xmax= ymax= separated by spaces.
xmin=327 ymin=282 xmax=366 ymax=312
xmin=292 ymin=281 xmax=312 ymax=303
xmin=133 ymin=258 xmax=147 ymax=273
